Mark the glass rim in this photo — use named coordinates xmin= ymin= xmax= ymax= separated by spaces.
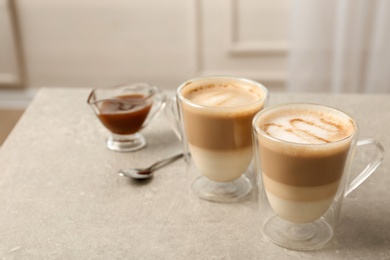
xmin=253 ymin=102 xmax=358 ymax=146
xmin=87 ymin=82 xmax=159 ymax=105
xmin=176 ymin=75 xmax=268 ymax=110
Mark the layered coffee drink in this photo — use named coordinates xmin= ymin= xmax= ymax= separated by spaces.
xmin=255 ymin=104 xmax=356 ymax=223
xmin=179 ymin=77 xmax=267 ymax=182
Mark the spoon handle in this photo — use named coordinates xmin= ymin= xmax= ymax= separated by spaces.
xmin=147 ymin=153 xmax=184 ymax=172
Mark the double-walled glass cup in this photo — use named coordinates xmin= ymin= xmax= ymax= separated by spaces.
xmin=252 ymin=103 xmax=384 ymax=250
xmin=87 ymin=83 xmax=165 ymax=152
xmin=166 ymin=76 xmax=268 ymax=202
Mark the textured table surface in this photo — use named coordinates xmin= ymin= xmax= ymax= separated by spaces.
xmin=0 ymin=88 xmax=389 ymax=259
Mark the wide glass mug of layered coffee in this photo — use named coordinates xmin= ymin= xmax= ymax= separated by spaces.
xmin=166 ymin=76 xmax=268 ymax=202
xmin=252 ymin=103 xmax=384 ymax=250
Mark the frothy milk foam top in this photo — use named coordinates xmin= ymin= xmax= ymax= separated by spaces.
xmin=260 ymin=105 xmax=355 ymax=144
xmin=181 ymin=81 xmax=262 ymax=108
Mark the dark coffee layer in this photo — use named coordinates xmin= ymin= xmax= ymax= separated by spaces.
xmin=182 ymin=106 xmax=256 ymax=150
xmin=259 ymin=143 xmax=350 ymax=186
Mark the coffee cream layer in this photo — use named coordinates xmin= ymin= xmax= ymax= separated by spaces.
xmin=181 ymin=78 xmax=266 ymax=182
xmin=257 ymin=104 xmax=355 ymax=223
xmin=189 ymin=145 xmax=253 ymax=182
xmin=263 ymin=174 xmax=339 ymax=223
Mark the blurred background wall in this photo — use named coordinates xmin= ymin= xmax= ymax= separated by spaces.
xmin=288 ymin=0 xmax=390 ymax=93
xmin=0 ymin=0 xmax=288 ymax=98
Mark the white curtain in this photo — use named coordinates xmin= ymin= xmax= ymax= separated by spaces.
xmin=288 ymin=0 xmax=390 ymax=93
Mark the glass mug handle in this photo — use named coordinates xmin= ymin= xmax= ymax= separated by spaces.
xmin=164 ymin=97 xmax=182 ymax=141
xmin=345 ymin=138 xmax=385 ymax=197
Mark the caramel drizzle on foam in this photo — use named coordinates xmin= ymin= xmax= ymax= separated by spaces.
xmin=264 ymin=117 xmax=345 ymax=144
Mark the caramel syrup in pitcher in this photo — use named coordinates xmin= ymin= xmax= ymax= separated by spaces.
xmin=97 ymin=94 xmax=152 ymax=135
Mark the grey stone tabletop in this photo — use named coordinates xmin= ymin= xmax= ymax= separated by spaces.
xmin=0 ymin=88 xmax=389 ymax=259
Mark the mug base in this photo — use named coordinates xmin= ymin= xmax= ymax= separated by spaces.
xmin=107 ymin=133 xmax=146 ymax=152
xmin=263 ymin=215 xmax=333 ymax=251
xmin=191 ymin=175 xmax=252 ymax=203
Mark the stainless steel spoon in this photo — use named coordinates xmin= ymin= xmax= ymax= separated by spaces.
xmin=118 ymin=153 xmax=184 ymax=179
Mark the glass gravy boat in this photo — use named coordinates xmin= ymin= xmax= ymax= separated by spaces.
xmin=87 ymin=83 xmax=166 ymax=152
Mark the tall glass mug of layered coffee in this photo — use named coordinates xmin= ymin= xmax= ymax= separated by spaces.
xmin=252 ymin=103 xmax=384 ymax=250
xmin=166 ymin=76 xmax=268 ymax=202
